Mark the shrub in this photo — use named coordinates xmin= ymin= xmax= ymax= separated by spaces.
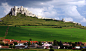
xmin=49 ymin=46 xmax=53 ymax=49
xmin=0 ymin=43 xmax=5 ymax=46
xmin=38 ymin=41 xmax=42 ymax=46
xmin=49 ymin=48 xmax=54 ymax=51
xmin=5 ymin=43 xmax=8 ymax=46
xmin=13 ymin=42 xmax=18 ymax=45
xmin=9 ymin=45 xmax=12 ymax=48
xmin=81 ymin=49 xmax=86 ymax=51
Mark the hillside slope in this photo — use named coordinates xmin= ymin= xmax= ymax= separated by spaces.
xmin=0 ymin=13 xmax=80 ymax=27
xmin=4 ymin=26 xmax=86 ymax=42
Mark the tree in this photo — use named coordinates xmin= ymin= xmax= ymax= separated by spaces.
xmin=13 ymin=42 xmax=18 ymax=45
xmin=53 ymin=40 xmax=58 ymax=46
xmin=5 ymin=43 xmax=8 ymax=46
xmin=0 ymin=42 xmax=5 ymax=46
xmin=49 ymin=48 xmax=54 ymax=51
xmin=27 ymin=41 xmax=31 ymax=46
xmin=15 ymin=25 xmax=16 ymax=27
xmin=9 ymin=45 xmax=12 ymax=48
xmin=38 ymin=41 xmax=42 ymax=46
xmin=24 ymin=43 xmax=27 ymax=45
xmin=29 ymin=38 xmax=32 ymax=41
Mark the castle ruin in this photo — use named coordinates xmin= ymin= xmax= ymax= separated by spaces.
xmin=10 ymin=6 xmax=36 ymax=17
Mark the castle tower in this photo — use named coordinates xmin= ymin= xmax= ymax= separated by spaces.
xmin=20 ymin=6 xmax=24 ymax=11
xmin=14 ymin=6 xmax=18 ymax=16
xmin=62 ymin=18 xmax=65 ymax=22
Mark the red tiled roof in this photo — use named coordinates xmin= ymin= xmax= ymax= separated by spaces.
xmin=3 ymin=39 xmax=10 ymax=42
xmin=0 ymin=46 xmax=9 ymax=48
xmin=30 ymin=41 xmax=38 ymax=44
xmin=8 ymin=42 xmax=14 ymax=44
xmin=18 ymin=41 xmax=28 ymax=43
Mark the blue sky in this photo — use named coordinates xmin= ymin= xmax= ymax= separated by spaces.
xmin=0 ymin=0 xmax=86 ymax=26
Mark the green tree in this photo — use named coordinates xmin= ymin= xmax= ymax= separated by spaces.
xmin=13 ymin=42 xmax=18 ymax=45
xmin=38 ymin=41 xmax=42 ymax=46
xmin=29 ymin=38 xmax=32 ymax=41
xmin=28 ymin=41 xmax=31 ymax=46
xmin=49 ymin=48 xmax=54 ymax=51
xmin=5 ymin=43 xmax=8 ymax=46
xmin=53 ymin=40 xmax=58 ymax=46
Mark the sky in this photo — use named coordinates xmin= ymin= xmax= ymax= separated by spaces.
xmin=0 ymin=0 xmax=86 ymax=26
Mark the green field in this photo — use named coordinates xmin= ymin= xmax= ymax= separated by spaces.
xmin=0 ymin=26 xmax=85 ymax=42
xmin=0 ymin=26 xmax=8 ymax=37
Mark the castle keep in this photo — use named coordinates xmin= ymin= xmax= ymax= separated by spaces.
xmin=10 ymin=6 xmax=36 ymax=17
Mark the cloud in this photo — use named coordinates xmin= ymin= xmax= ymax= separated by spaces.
xmin=81 ymin=18 xmax=86 ymax=22
xmin=68 ymin=0 xmax=86 ymax=7
xmin=0 ymin=0 xmax=86 ymax=26
xmin=64 ymin=17 xmax=73 ymax=21
xmin=63 ymin=6 xmax=84 ymax=19
xmin=1 ymin=2 xmax=13 ymax=15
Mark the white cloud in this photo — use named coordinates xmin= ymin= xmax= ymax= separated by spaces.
xmin=26 ymin=7 xmax=44 ymax=16
xmin=81 ymin=18 xmax=86 ymax=22
xmin=64 ymin=6 xmax=84 ymax=19
xmin=64 ymin=17 xmax=73 ymax=21
xmin=68 ymin=0 xmax=86 ymax=7
xmin=1 ymin=2 xmax=13 ymax=15
xmin=25 ymin=5 xmax=58 ymax=18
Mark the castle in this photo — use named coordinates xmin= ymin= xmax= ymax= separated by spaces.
xmin=9 ymin=6 xmax=81 ymax=25
xmin=9 ymin=6 xmax=36 ymax=17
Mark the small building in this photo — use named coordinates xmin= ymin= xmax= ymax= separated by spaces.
xmin=42 ymin=42 xmax=52 ymax=49
xmin=0 ymin=45 xmax=9 ymax=49
xmin=15 ymin=45 xmax=26 ymax=49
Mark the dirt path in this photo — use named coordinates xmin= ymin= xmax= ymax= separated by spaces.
xmin=4 ymin=26 xmax=9 ymax=38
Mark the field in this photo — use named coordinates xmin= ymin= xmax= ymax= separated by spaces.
xmin=0 ymin=26 xmax=85 ymax=42
xmin=0 ymin=26 xmax=8 ymax=37
xmin=0 ymin=49 xmax=80 ymax=51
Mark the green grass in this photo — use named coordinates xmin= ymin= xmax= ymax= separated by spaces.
xmin=0 ymin=49 xmax=81 ymax=51
xmin=0 ymin=26 xmax=8 ymax=37
xmin=0 ymin=13 xmax=77 ymax=27
xmin=0 ymin=26 xmax=84 ymax=42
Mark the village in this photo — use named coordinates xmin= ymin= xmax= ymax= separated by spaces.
xmin=0 ymin=39 xmax=86 ymax=50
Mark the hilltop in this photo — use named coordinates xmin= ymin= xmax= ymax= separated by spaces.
xmin=0 ymin=13 xmax=85 ymax=29
xmin=0 ymin=6 xmax=85 ymax=29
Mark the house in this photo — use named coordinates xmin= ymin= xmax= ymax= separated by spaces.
xmin=42 ymin=42 xmax=52 ymax=49
xmin=63 ymin=43 xmax=70 ymax=46
xmin=15 ymin=45 xmax=26 ymax=49
xmin=17 ymin=40 xmax=28 ymax=45
xmin=0 ymin=45 xmax=9 ymax=49
xmin=29 ymin=44 xmax=36 ymax=48
xmin=37 ymin=46 xmax=44 ymax=49
xmin=15 ymin=40 xmax=28 ymax=49
xmin=30 ymin=41 xmax=38 ymax=44
xmin=52 ymin=46 xmax=60 ymax=49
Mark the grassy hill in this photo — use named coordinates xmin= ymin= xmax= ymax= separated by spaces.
xmin=0 ymin=26 xmax=85 ymax=42
xmin=0 ymin=13 xmax=80 ymax=27
xmin=0 ymin=13 xmax=86 ymax=42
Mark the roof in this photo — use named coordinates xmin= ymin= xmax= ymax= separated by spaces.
xmin=8 ymin=42 xmax=14 ymax=44
xmin=0 ymin=46 xmax=9 ymax=48
xmin=18 ymin=40 xmax=28 ymax=43
xmin=30 ymin=41 xmax=38 ymax=44
xmin=3 ymin=39 xmax=10 ymax=42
